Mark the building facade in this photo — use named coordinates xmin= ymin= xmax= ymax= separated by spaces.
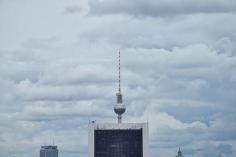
xmin=40 ymin=145 xmax=58 ymax=157
xmin=89 ymin=123 xmax=148 ymax=157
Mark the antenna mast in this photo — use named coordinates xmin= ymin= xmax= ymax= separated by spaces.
xmin=118 ymin=50 xmax=121 ymax=93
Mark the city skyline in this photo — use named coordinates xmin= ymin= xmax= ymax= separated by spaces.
xmin=0 ymin=0 xmax=236 ymax=157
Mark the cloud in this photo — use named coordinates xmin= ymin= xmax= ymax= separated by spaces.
xmin=197 ymin=143 xmax=233 ymax=157
xmin=88 ymin=0 xmax=236 ymax=16
xmin=1 ymin=40 xmax=236 ymax=157
xmin=65 ymin=6 xmax=83 ymax=14
xmin=77 ymin=13 xmax=236 ymax=50
xmin=0 ymin=0 xmax=236 ymax=157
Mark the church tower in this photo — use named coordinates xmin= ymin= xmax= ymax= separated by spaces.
xmin=176 ymin=148 xmax=184 ymax=157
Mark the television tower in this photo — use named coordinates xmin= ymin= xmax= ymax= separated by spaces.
xmin=88 ymin=50 xmax=149 ymax=157
xmin=114 ymin=51 xmax=126 ymax=123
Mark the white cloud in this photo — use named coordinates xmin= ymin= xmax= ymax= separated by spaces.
xmin=0 ymin=0 xmax=235 ymax=157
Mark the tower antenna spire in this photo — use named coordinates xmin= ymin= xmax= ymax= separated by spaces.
xmin=114 ymin=50 xmax=126 ymax=123
xmin=118 ymin=50 xmax=121 ymax=93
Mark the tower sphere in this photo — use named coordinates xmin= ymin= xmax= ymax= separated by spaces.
xmin=114 ymin=105 xmax=126 ymax=115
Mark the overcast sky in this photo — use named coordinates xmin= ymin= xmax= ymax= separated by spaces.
xmin=0 ymin=0 xmax=236 ymax=157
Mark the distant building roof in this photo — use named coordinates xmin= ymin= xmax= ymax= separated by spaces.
xmin=41 ymin=145 xmax=58 ymax=149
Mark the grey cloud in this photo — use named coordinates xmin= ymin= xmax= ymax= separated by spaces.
xmin=1 ymin=0 xmax=236 ymax=157
xmin=21 ymin=100 xmax=113 ymax=122
xmin=64 ymin=6 xmax=82 ymax=14
xmin=38 ymin=64 xmax=115 ymax=86
xmin=78 ymin=13 xmax=236 ymax=50
xmin=88 ymin=0 xmax=236 ymax=16
xmin=197 ymin=143 xmax=233 ymax=157
xmin=214 ymin=37 xmax=236 ymax=56
xmin=206 ymin=116 xmax=236 ymax=141
xmin=16 ymin=84 xmax=111 ymax=102
xmin=183 ymin=143 xmax=233 ymax=157
xmin=1 ymin=41 xmax=236 ymax=157
xmin=217 ymin=144 xmax=233 ymax=155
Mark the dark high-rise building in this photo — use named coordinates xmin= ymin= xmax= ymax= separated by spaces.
xmin=88 ymin=51 xmax=149 ymax=157
xmin=89 ymin=123 xmax=148 ymax=157
xmin=40 ymin=145 xmax=58 ymax=157
xmin=95 ymin=129 xmax=142 ymax=157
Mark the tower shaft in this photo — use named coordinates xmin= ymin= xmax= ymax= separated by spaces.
xmin=118 ymin=115 xmax=122 ymax=123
